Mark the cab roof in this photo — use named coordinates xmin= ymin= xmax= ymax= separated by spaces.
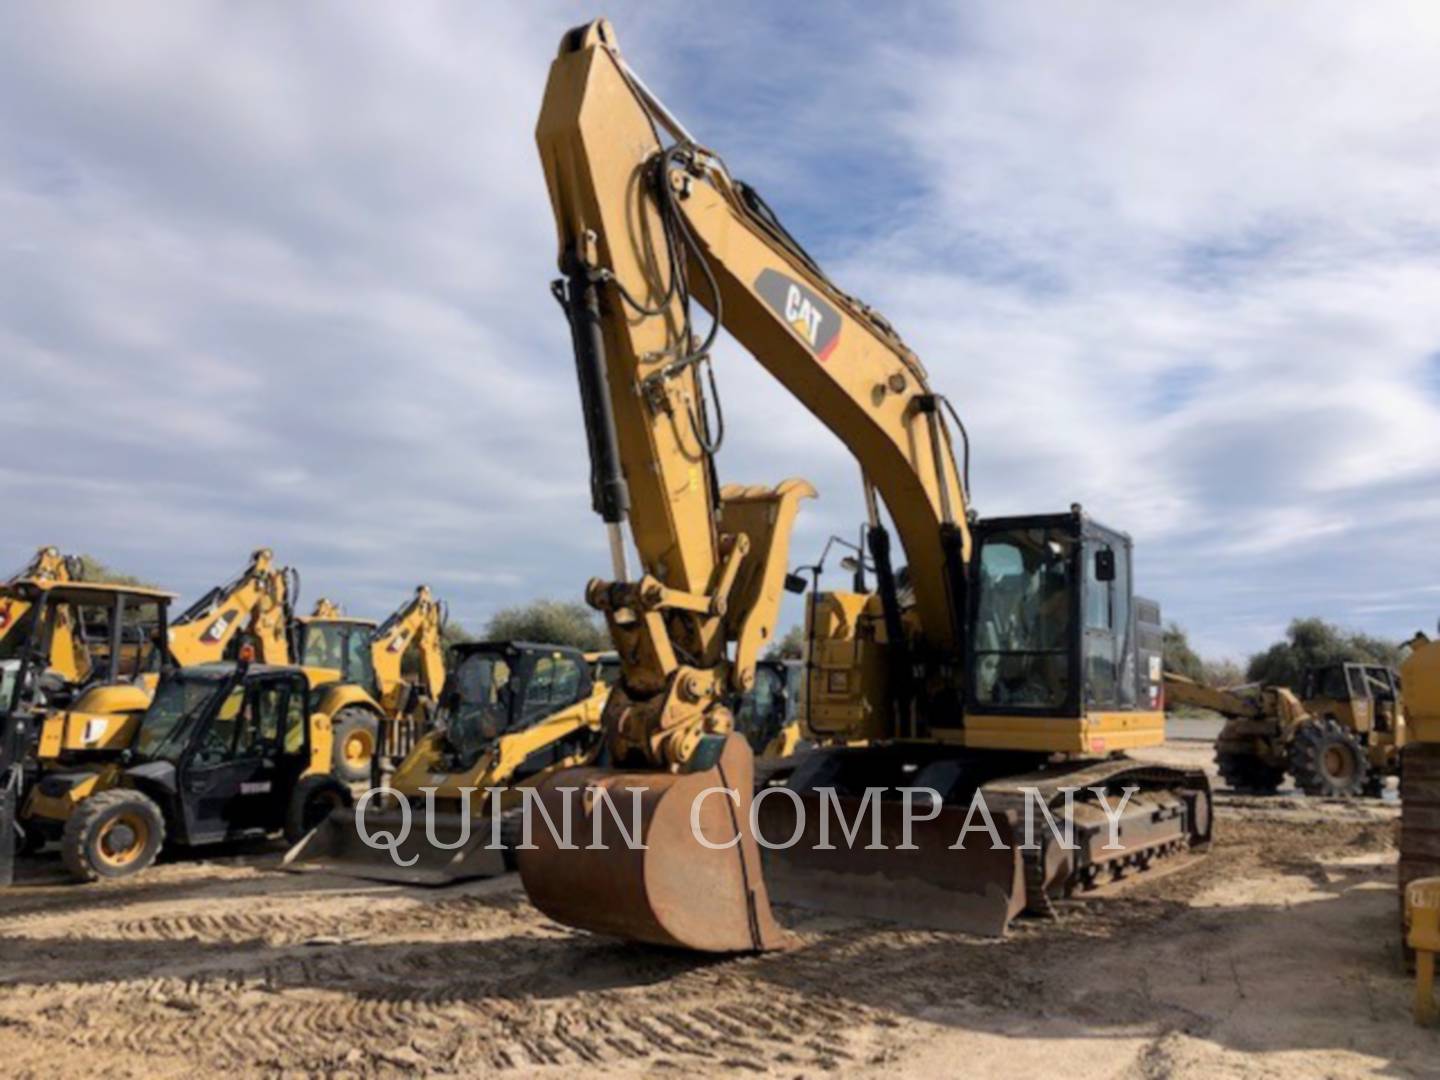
xmin=7 ymin=580 xmax=176 ymax=602
xmin=295 ymin=615 xmax=378 ymax=627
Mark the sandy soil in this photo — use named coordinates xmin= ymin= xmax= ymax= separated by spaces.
xmin=2 ymin=741 xmax=1436 ymax=1078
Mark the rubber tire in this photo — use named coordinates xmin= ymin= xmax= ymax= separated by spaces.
xmin=331 ymin=708 xmax=381 ymax=784
xmin=1288 ymin=718 xmax=1368 ymax=797
xmin=284 ymin=775 xmax=353 ymax=846
xmin=62 ymin=789 xmax=166 ymax=882
xmin=1216 ymin=751 xmax=1285 ymax=795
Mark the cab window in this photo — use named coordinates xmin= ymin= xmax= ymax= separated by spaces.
xmin=972 ymin=528 xmax=1075 ymax=710
xmin=521 ymin=654 xmax=583 ymax=725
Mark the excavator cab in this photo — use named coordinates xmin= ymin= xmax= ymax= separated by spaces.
xmin=968 ymin=513 xmax=1151 ymax=724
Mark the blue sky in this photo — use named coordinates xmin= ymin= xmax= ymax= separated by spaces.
xmin=3 ymin=2 xmax=1439 ymax=662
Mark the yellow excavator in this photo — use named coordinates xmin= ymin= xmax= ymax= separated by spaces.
xmin=290 ymin=587 xmax=448 ymax=782
xmin=515 ymin=20 xmax=1210 ymax=953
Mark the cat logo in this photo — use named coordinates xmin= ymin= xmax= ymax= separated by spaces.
xmin=754 ymin=269 xmax=841 ymax=361
xmin=202 ymin=612 xmax=234 ymax=643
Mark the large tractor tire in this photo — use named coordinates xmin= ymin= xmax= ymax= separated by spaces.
xmin=284 ymin=774 xmax=353 ymax=846
xmin=1215 ymin=751 xmax=1285 ymax=795
xmin=331 ymin=708 xmax=381 ymax=784
xmin=62 ymin=789 xmax=166 ymax=882
xmin=1288 ymin=718 xmax=1368 ymax=797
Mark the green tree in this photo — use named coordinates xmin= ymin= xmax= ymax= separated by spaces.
xmin=1201 ymin=658 xmax=1245 ymax=688
xmin=1162 ymin=622 xmax=1205 ymax=681
xmin=441 ymin=621 xmax=474 ymax=648
xmin=1245 ymin=617 xmax=1402 ymax=688
xmin=484 ymin=599 xmax=607 ymax=651
xmin=75 ymin=554 xmax=157 ymax=589
xmin=766 ymin=625 xmax=805 ymax=660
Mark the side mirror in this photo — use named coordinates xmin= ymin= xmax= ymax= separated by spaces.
xmin=784 ymin=573 xmax=809 ymax=595
xmin=1095 ymin=549 xmax=1116 ymax=582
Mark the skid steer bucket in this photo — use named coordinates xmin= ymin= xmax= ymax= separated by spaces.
xmin=281 ymin=806 xmax=506 ymax=885
xmin=756 ymin=791 xmax=1027 ymax=935
xmin=517 ymin=734 xmax=795 ymax=953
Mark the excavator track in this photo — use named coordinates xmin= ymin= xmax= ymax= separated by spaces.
xmin=980 ymin=759 xmax=1212 ymax=918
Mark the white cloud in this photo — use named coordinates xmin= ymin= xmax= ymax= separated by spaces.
xmin=1 ymin=1 xmax=1437 ymax=662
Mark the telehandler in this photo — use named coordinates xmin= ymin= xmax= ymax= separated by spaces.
xmin=1165 ymin=664 xmax=1405 ymax=797
xmin=515 ymin=19 xmax=1210 ymax=953
xmin=282 ymin=639 xmax=605 ymax=883
xmin=53 ymin=656 xmax=353 ymax=881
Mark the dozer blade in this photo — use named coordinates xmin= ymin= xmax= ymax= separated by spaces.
xmin=757 ymin=792 xmax=1027 ymax=936
xmin=517 ymin=733 xmax=796 ymax=953
xmin=281 ymin=807 xmax=506 ymax=886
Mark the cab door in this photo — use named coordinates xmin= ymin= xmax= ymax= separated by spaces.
xmin=179 ymin=676 xmax=291 ymax=843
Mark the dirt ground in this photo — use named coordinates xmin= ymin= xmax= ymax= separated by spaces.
xmin=3 ymin=740 xmax=1437 ymax=1078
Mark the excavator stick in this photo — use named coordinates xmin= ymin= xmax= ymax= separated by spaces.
xmin=282 ymin=805 xmax=507 ymax=885
xmin=518 ymin=734 xmax=795 ymax=953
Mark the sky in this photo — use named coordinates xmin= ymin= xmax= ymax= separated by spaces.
xmin=2 ymin=1 xmax=1439 ymax=662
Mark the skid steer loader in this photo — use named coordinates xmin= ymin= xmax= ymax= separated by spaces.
xmin=51 ymin=656 xmax=353 ymax=882
xmin=281 ymin=640 xmax=605 ymax=883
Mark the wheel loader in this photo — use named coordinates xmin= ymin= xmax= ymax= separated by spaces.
xmin=289 ymin=586 xmax=447 ymax=783
xmin=514 ymin=20 xmax=1211 ymax=953
xmin=51 ymin=656 xmax=353 ymax=882
xmin=1401 ymin=631 xmax=1440 ymax=949
xmin=1165 ymin=663 xmax=1405 ymax=797
xmin=281 ymin=640 xmax=605 ymax=883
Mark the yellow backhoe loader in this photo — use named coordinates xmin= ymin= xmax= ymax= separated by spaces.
xmin=1401 ymin=631 xmax=1440 ymax=947
xmin=1165 ymin=666 xmax=1404 ymax=797
xmin=3 ymin=580 xmax=174 ymax=854
xmin=282 ymin=640 xmax=605 ymax=883
xmin=289 ymin=588 xmax=448 ymax=782
xmin=8 ymin=549 xmax=299 ymax=851
xmin=1 ymin=548 xmax=85 ymax=680
xmin=514 ymin=20 xmax=1210 ymax=953
xmin=166 ymin=547 xmax=297 ymax=666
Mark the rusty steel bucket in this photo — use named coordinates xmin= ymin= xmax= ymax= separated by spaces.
xmin=517 ymin=733 xmax=795 ymax=953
